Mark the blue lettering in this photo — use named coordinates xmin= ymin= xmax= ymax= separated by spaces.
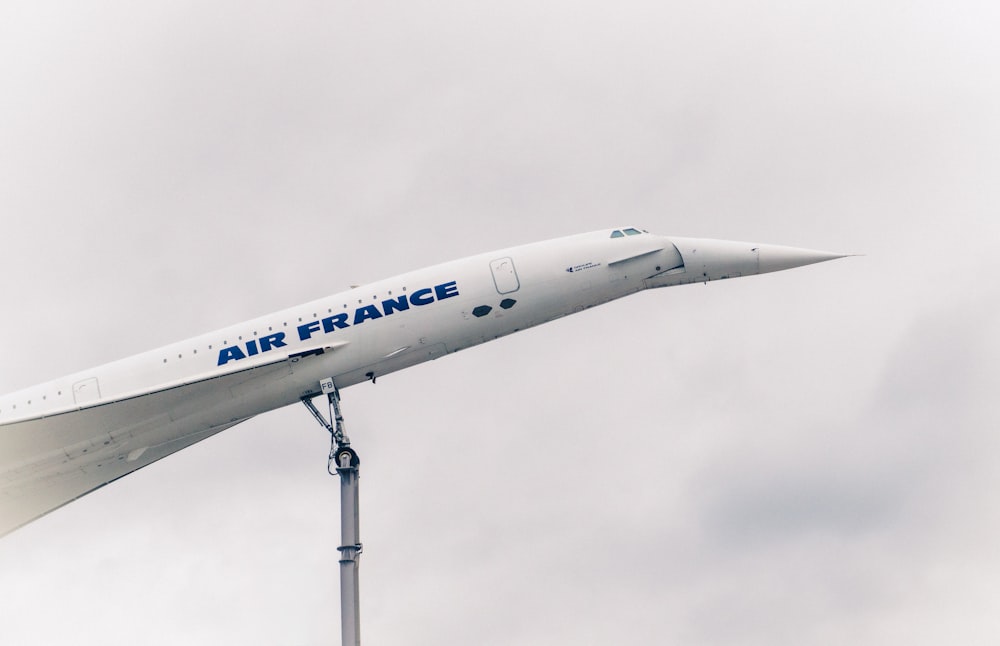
xmin=381 ymin=295 xmax=410 ymax=315
xmin=217 ymin=346 xmax=247 ymax=366
xmin=216 ymin=281 xmax=457 ymax=366
xmin=410 ymin=288 xmax=434 ymax=306
xmin=298 ymin=320 xmax=322 ymax=341
xmin=259 ymin=332 xmax=286 ymax=352
xmin=354 ymin=305 xmax=383 ymax=325
xmin=435 ymin=281 xmax=459 ymax=300
xmin=322 ymin=313 xmax=350 ymax=332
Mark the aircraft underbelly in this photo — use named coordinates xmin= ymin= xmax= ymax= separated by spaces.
xmin=333 ymin=343 xmax=448 ymax=387
xmin=0 ymin=355 xmax=324 ymax=535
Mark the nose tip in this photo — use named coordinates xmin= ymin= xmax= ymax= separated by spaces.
xmin=756 ymin=244 xmax=850 ymax=274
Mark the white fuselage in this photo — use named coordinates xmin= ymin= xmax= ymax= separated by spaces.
xmin=0 ymin=228 xmax=844 ymax=535
xmin=0 ymin=230 xmax=671 ymax=425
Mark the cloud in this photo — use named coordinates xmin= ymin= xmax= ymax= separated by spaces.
xmin=2 ymin=1 xmax=1000 ymax=644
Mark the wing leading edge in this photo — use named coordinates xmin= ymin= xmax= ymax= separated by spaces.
xmin=0 ymin=344 xmax=345 ymax=536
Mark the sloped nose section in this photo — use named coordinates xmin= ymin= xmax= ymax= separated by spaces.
xmin=756 ymin=244 xmax=849 ymax=275
xmin=645 ymin=236 xmax=852 ymax=288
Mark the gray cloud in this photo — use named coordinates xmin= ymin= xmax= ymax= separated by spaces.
xmin=2 ymin=1 xmax=1000 ymax=644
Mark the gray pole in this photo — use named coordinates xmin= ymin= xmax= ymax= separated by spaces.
xmin=336 ymin=446 xmax=361 ymax=646
xmin=302 ymin=384 xmax=363 ymax=646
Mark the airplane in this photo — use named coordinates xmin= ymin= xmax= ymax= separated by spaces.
xmin=0 ymin=227 xmax=848 ymax=536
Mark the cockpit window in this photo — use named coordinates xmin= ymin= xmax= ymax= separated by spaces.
xmin=611 ymin=227 xmax=646 ymax=238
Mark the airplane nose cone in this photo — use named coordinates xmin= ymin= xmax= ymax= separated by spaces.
xmin=756 ymin=244 xmax=850 ymax=274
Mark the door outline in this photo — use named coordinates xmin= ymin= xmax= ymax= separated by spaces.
xmin=72 ymin=377 xmax=101 ymax=405
xmin=489 ymin=257 xmax=520 ymax=294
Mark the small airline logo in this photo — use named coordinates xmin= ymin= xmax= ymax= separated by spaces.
xmin=566 ymin=262 xmax=601 ymax=273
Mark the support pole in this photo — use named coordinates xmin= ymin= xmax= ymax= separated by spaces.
xmin=302 ymin=382 xmax=362 ymax=646
xmin=336 ymin=445 xmax=361 ymax=646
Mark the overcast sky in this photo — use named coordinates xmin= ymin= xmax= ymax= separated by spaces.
xmin=2 ymin=1 xmax=999 ymax=644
